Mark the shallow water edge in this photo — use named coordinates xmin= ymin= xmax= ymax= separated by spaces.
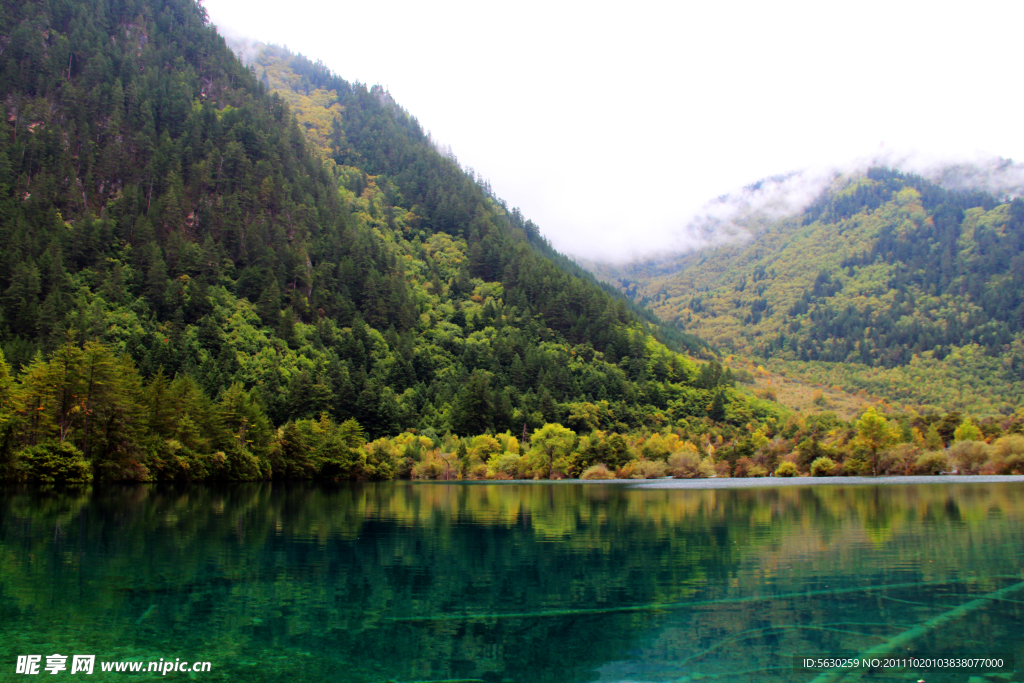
xmin=628 ymin=474 xmax=1024 ymax=489
xmin=402 ymin=474 xmax=1024 ymax=489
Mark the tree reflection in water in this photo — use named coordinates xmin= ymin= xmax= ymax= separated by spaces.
xmin=1 ymin=482 xmax=1022 ymax=682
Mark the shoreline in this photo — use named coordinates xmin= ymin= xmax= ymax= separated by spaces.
xmin=630 ymin=474 xmax=1024 ymax=489
xmin=403 ymin=474 xmax=1024 ymax=488
xmin=6 ymin=475 xmax=1024 ymax=491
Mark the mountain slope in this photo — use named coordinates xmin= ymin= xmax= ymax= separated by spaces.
xmin=596 ymin=168 xmax=1024 ymax=415
xmin=0 ymin=0 xmax=782 ymax=481
xmin=245 ymin=43 xmax=710 ymax=356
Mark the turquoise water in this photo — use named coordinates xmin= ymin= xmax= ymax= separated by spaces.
xmin=1 ymin=482 xmax=1022 ymax=682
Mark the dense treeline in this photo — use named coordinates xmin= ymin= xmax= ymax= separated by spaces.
xmin=2 ymin=338 xmax=1020 ymax=485
xmin=0 ymin=335 xmax=764 ymax=483
xmin=602 ymin=168 xmax=1024 ymax=415
xmin=0 ymin=0 xmax=778 ymax=482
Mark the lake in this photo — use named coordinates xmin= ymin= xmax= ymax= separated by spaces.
xmin=1 ymin=481 xmax=1022 ymax=682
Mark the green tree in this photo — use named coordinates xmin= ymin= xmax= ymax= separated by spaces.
xmin=274 ymin=422 xmax=316 ymax=479
xmin=529 ymin=423 xmax=576 ymax=479
xmin=13 ymin=441 xmax=92 ymax=485
xmin=599 ymin=432 xmax=632 ymax=470
xmin=337 ymin=418 xmax=367 ymax=449
xmin=218 ymin=383 xmax=273 ymax=458
xmin=0 ymin=349 xmax=16 ymax=469
xmin=317 ymin=434 xmax=363 ymax=480
xmin=953 ymin=418 xmax=982 ymax=443
xmin=457 ymin=440 xmax=470 ymax=477
xmin=936 ymin=412 xmax=963 ymax=446
xmin=708 ymin=390 xmax=727 ymax=422
xmin=451 ymin=370 xmax=493 ymax=436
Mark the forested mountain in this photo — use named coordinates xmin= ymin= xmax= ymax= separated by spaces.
xmin=596 ymin=168 xmax=1024 ymax=415
xmin=0 ymin=0 xmax=777 ymax=482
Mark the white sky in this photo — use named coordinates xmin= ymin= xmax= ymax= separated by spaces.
xmin=201 ymin=0 xmax=1024 ymax=262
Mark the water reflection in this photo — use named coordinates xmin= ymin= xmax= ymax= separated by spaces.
xmin=1 ymin=483 xmax=1022 ymax=682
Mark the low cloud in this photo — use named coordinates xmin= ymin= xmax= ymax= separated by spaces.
xmin=897 ymin=152 xmax=1024 ymax=199
xmin=219 ymin=29 xmax=265 ymax=66
xmin=580 ymin=151 xmax=1024 ymax=266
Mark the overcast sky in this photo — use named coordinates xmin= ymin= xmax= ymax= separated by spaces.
xmin=201 ymin=0 xmax=1024 ymax=262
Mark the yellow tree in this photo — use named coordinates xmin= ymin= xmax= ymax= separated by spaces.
xmin=855 ymin=406 xmax=896 ymax=476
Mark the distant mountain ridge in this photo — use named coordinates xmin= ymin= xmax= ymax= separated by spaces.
xmin=591 ymin=167 xmax=1024 ymax=415
xmin=585 ymin=158 xmax=1024 ymax=274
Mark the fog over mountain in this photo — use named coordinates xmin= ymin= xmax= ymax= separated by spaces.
xmin=600 ymin=153 xmax=1024 ymax=266
xmin=202 ymin=0 xmax=1024 ymax=266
